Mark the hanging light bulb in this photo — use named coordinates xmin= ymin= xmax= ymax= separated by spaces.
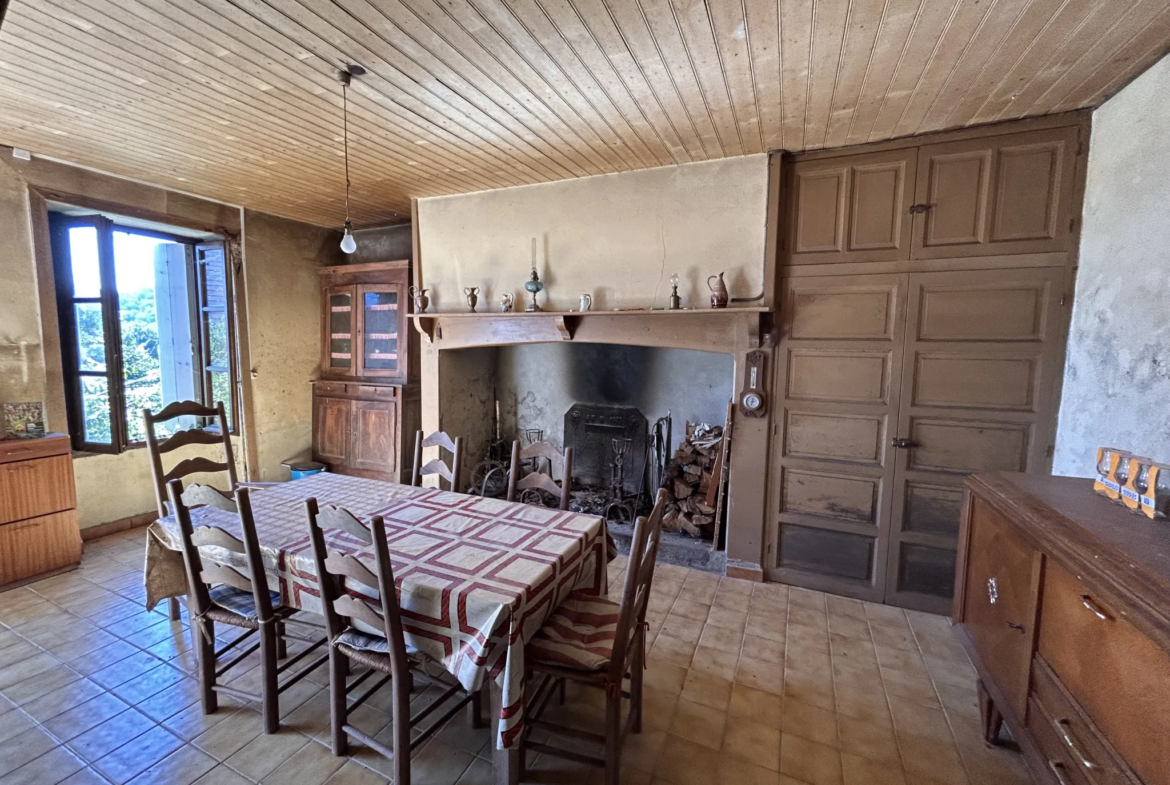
xmin=337 ymin=64 xmax=365 ymax=254
xmin=340 ymin=221 xmax=357 ymax=254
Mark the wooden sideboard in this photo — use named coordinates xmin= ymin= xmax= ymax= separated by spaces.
xmin=312 ymin=261 xmax=419 ymax=484
xmin=955 ymin=473 xmax=1170 ymax=785
xmin=0 ymin=434 xmax=82 ymax=586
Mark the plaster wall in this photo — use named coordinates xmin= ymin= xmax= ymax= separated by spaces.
xmin=496 ymin=344 xmax=733 ymax=457
xmin=0 ymin=159 xmax=46 ymax=415
xmin=435 ymin=347 xmax=497 ymax=482
xmin=415 ymin=156 xmax=769 ymax=313
xmin=1053 ymin=52 xmax=1170 ymax=476
xmin=350 ymin=224 xmax=412 ymax=264
xmin=240 ymin=210 xmax=344 ymax=480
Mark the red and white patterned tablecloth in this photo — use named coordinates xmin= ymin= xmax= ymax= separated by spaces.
xmin=150 ymin=472 xmax=608 ymax=749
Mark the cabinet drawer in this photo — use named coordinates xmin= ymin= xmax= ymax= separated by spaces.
xmin=1038 ymin=560 xmax=1170 ymax=785
xmin=0 ymin=455 xmax=76 ymax=524
xmin=960 ymin=496 xmax=1039 ymax=719
xmin=351 ymin=384 xmax=397 ymax=399
xmin=314 ymin=381 xmax=348 ymax=396
xmin=1030 ymin=659 xmax=1137 ymax=785
xmin=1028 ymin=696 xmax=1092 ymax=785
xmin=0 ymin=510 xmax=82 ymax=585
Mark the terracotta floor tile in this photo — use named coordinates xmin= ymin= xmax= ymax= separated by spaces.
xmin=654 ymin=733 xmax=721 ymax=785
xmin=124 ymin=744 xmax=217 ymax=785
xmin=698 ymin=626 xmax=743 ymax=655
xmin=0 ymin=743 xmax=87 ymax=785
xmin=680 ymin=670 xmax=733 ymax=712
xmin=837 ymin=714 xmax=900 ymax=764
xmin=721 ymin=716 xmax=781 ymax=771
xmin=668 ymin=698 xmax=726 ymax=750
xmin=728 ymin=683 xmax=782 ymax=728
xmin=716 ymin=754 xmax=783 ymax=785
xmin=841 ymin=751 xmax=906 ymax=785
xmin=780 ymin=732 xmax=843 ymax=785
xmin=261 ymin=736 xmax=348 ymax=785
xmin=68 ymin=709 xmax=157 ymax=763
xmin=0 ymin=726 xmax=60 ymax=778
xmin=660 ymin=613 xmax=705 ymax=645
xmin=735 ymin=655 xmax=784 ymax=697
xmin=651 ymin=634 xmax=698 ymax=669
xmin=690 ymin=645 xmax=739 ymax=682
xmin=780 ymin=697 xmax=839 ymax=747
xmin=741 ymin=633 xmax=785 ymax=665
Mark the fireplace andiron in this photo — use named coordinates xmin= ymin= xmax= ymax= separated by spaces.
xmin=605 ymin=437 xmax=638 ymax=524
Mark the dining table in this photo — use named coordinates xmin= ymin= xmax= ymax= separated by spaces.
xmin=145 ymin=472 xmax=610 ymax=785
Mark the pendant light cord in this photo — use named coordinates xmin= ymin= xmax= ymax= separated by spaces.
xmin=343 ymin=79 xmax=351 ymax=226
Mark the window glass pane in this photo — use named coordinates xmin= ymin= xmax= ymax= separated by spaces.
xmin=80 ymin=376 xmax=112 ymax=444
xmin=329 ymin=292 xmax=352 ymax=370
xmin=68 ymin=226 xmax=101 ymax=298
xmin=362 ymin=290 xmax=398 ymax=370
xmin=208 ymin=311 xmax=229 ymax=367
xmin=209 ymin=371 xmax=233 ymax=430
xmin=74 ymin=303 xmax=106 ymax=372
xmin=113 ymin=231 xmax=184 ymax=442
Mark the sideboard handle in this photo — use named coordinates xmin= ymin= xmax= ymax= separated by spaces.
xmin=1047 ymin=760 xmax=1072 ymax=785
xmin=1055 ymin=719 xmax=1096 ymax=770
xmin=1080 ymin=595 xmax=1110 ymax=621
xmin=1006 ymin=622 xmax=1025 ymax=633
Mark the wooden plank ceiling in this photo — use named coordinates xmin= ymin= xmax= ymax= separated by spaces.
xmin=0 ymin=0 xmax=1167 ymax=227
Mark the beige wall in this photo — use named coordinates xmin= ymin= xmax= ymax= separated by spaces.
xmin=416 ymin=156 xmax=770 ymax=313
xmin=240 ymin=210 xmax=344 ymax=480
xmin=0 ymin=153 xmax=333 ymax=527
xmin=1054 ymin=52 xmax=1170 ymax=476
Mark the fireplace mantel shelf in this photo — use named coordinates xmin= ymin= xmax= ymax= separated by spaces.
xmin=408 ymin=307 xmax=771 ymax=345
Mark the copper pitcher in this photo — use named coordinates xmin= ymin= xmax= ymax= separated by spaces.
xmin=707 ymin=272 xmax=728 ymax=309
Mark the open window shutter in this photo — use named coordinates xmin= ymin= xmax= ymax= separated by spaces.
xmin=195 ymin=241 xmax=237 ymax=431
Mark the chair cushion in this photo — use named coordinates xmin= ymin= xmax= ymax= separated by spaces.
xmin=208 ymin=584 xmax=281 ymax=619
xmin=335 ymin=628 xmax=418 ymax=656
xmin=527 ymin=590 xmax=621 ymax=672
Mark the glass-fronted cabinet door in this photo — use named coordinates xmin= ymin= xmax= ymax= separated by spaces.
xmin=324 ymin=285 xmax=355 ymax=376
xmin=356 ymin=283 xmax=406 ymax=382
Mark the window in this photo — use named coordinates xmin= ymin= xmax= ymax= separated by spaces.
xmin=49 ymin=213 xmax=238 ymax=453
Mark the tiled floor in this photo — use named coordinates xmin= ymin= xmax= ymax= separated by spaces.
xmin=0 ymin=528 xmax=1032 ymax=785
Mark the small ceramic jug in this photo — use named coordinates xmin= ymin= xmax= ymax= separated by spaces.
xmin=707 ymin=272 xmax=729 ymax=309
xmin=579 ymin=293 xmax=592 ymax=312
xmin=409 ymin=285 xmax=429 ymax=314
xmin=500 ymin=293 xmax=515 ymax=312
xmin=464 ymin=287 xmax=479 ymax=313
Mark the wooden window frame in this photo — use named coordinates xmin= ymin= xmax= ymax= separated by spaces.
xmin=49 ymin=214 xmax=238 ymax=453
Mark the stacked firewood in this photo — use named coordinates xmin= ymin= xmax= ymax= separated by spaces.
xmin=659 ymin=425 xmax=723 ymax=539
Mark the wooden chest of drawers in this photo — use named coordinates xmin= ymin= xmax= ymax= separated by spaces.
xmin=955 ymin=474 xmax=1170 ymax=785
xmin=0 ymin=434 xmax=82 ymax=586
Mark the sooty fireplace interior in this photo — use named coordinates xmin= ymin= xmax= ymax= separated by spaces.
xmin=564 ymin=403 xmax=647 ymax=494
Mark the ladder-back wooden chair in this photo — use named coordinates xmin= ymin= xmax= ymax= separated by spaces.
xmin=168 ymin=480 xmax=328 ymax=734
xmin=507 ymin=440 xmax=574 ymax=510
xmin=410 ymin=430 xmax=463 ymax=492
xmin=146 ymin=401 xmax=276 ymax=620
xmin=520 ymin=489 xmax=667 ymax=785
xmin=305 ymin=499 xmax=482 ymax=782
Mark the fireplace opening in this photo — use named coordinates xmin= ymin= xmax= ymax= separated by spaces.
xmin=480 ymin=342 xmax=734 ymax=571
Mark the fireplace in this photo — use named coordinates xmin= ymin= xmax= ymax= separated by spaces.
xmin=417 ymin=306 xmax=773 ymax=582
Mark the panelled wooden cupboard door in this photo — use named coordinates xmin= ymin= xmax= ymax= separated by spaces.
xmin=786 ymin=149 xmax=917 ymax=265
xmin=885 ymin=268 xmax=1067 ymax=613
xmin=769 ymin=275 xmax=908 ymax=601
xmin=770 ymin=269 xmax=1067 ymax=611
xmin=911 ymin=127 xmax=1079 ymax=259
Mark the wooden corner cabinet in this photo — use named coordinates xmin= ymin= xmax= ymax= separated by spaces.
xmin=955 ymin=473 xmax=1170 ymax=785
xmin=313 ymin=261 xmax=419 ymax=484
xmin=0 ymin=434 xmax=82 ymax=586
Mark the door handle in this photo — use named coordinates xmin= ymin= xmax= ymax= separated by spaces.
xmin=1055 ymin=719 xmax=1096 ymax=770
xmin=1080 ymin=595 xmax=1111 ymax=621
xmin=908 ymin=203 xmax=933 ymax=215
xmin=891 ymin=437 xmax=917 ymax=449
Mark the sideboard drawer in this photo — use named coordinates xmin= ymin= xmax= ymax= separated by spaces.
xmin=1028 ymin=696 xmax=1093 ymax=785
xmin=1030 ymin=659 xmax=1138 ymax=785
xmin=0 ymin=510 xmax=83 ymax=585
xmin=0 ymin=455 xmax=76 ymax=524
xmin=1038 ymin=560 xmax=1170 ymax=785
xmin=960 ymin=496 xmax=1040 ymax=719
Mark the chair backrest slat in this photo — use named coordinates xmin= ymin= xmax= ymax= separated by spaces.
xmin=323 ymin=552 xmax=380 ymax=591
xmin=182 ymin=484 xmax=238 ymax=513
xmin=147 ymin=401 xmax=237 ymax=520
xmin=317 ymin=506 xmax=374 ymax=544
xmin=507 ymin=441 xmax=574 ymax=510
xmin=201 ymin=564 xmax=254 ymax=594
xmin=608 ymin=489 xmax=666 ymax=684
xmin=168 ymin=480 xmax=275 ymax=623
xmin=411 ymin=430 xmax=462 ymax=492
xmin=191 ymin=525 xmax=246 ymax=554
xmin=305 ymin=498 xmax=412 ymax=680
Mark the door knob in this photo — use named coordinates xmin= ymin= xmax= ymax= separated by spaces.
xmin=908 ymin=203 xmax=933 ymax=214
xmin=891 ymin=437 xmax=917 ymax=449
